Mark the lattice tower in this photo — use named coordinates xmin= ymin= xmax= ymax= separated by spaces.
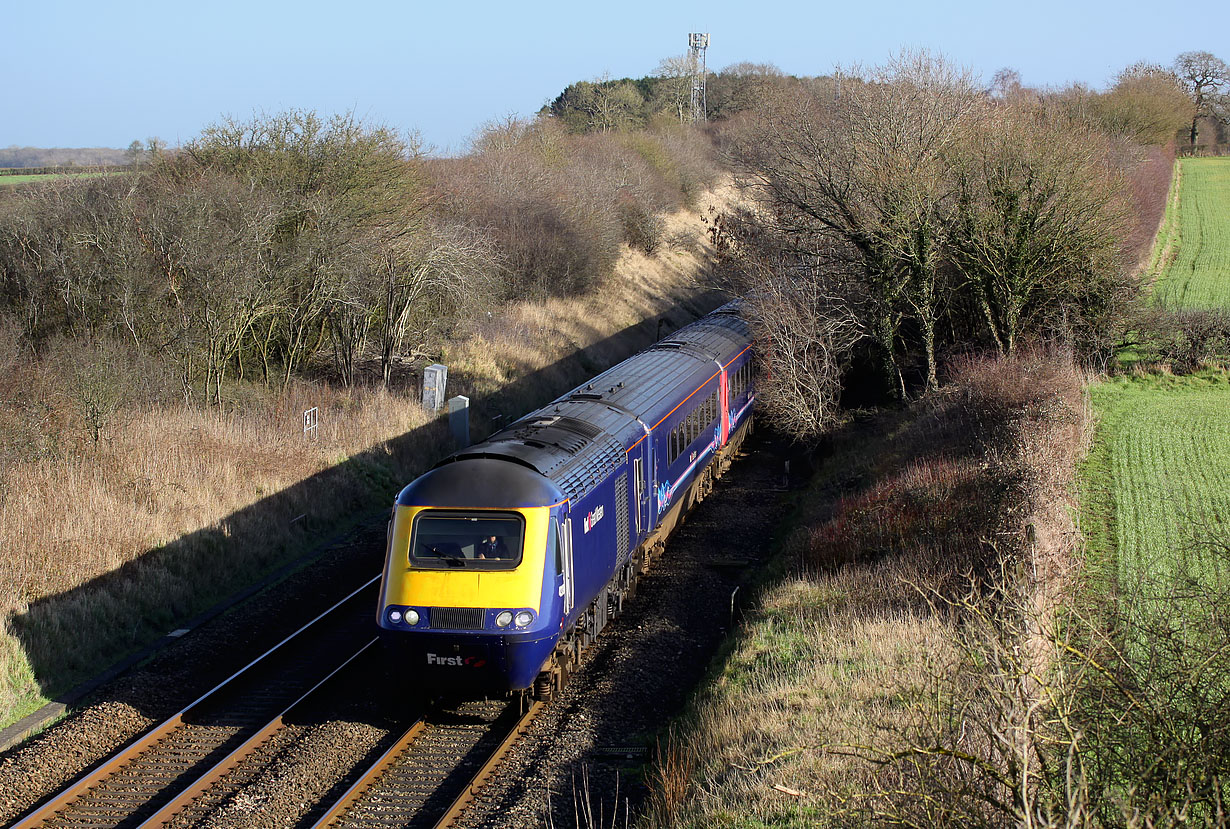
xmin=689 ymin=33 xmax=709 ymax=123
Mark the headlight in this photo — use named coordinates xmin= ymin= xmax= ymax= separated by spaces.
xmin=405 ymin=609 xmax=420 ymax=626
xmin=514 ymin=610 xmax=534 ymax=628
xmin=495 ymin=611 xmax=513 ymax=628
xmin=388 ymin=609 xmax=402 ymax=624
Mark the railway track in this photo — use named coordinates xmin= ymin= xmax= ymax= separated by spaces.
xmin=12 ymin=569 xmax=544 ymax=829
xmin=310 ymin=698 xmax=543 ymax=829
xmin=11 ymin=577 xmax=382 ymax=829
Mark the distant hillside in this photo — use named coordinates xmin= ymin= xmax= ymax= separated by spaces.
xmin=0 ymin=146 xmax=129 ymax=168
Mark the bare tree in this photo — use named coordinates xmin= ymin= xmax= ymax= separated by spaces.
xmin=706 ymin=62 xmax=784 ymax=120
xmin=711 ymin=204 xmax=862 ymax=441
xmin=1094 ymin=62 xmax=1193 ymax=145
xmin=653 ymin=55 xmax=696 ymax=124
xmin=183 ymin=109 xmax=428 ymax=392
xmin=731 ymin=51 xmax=981 ymax=396
xmin=989 ymin=67 xmax=1023 ymax=99
xmin=946 ymin=99 xmax=1134 ymax=357
xmin=374 ymin=222 xmax=501 ymax=387
xmin=1173 ymin=51 xmax=1229 ymax=147
xmin=136 ymin=164 xmax=280 ymax=403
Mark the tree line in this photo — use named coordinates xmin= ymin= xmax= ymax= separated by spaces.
xmin=716 ymin=51 xmax=1215 ymax=440
xmin=547 ymin=51 xmax=1228 ymax=151
xmin=0 ymin=112 xmax=719 ymax=410
xmin=0 ymin=147 xmax=132 ymax=169
xmin=544 ymin=60 xmax=793 ymax=133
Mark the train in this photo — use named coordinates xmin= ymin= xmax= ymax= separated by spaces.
xmin=377 ymin=301 xmax=755 ymax=699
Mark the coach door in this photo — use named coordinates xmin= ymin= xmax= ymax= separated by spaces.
xmin=634 ymin=436 xmax=654 ymax=536
xmin=632 ymin=457 xmax=645 ymax=536
xmin=560 ymin=517 xmax=575 ymax=617
xmin=719 ymin=366 xmax=731 ymax=445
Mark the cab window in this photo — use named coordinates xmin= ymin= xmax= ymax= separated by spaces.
xmin=409 ymin=511 xmax=525 ymax=570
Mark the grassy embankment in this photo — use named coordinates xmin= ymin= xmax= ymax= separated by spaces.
xmin=641 ymin=353 xmax=1087 ymax=827
xmin=0 ymin=186 xmax=731 ymax=729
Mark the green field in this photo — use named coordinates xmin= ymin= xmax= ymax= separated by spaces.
xmin=1082 ymin=372 xmax=1230 ymax=596
xmin=0 ymin=171 xmax=118 ymax=187
xmin=1151 ymin=157 xmax=1230 ymax=309
xmin=1084 ymin=155 xmax=1230 ymax=598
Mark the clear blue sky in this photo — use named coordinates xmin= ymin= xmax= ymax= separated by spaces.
xmin=5 ymin=0 xmax=1223 ymax=156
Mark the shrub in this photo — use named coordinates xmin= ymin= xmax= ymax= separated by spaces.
xmin=1136 ymin=307 xmax=1230 ymax=371
xmin=617 ymin=191 xmax=664 ymax=253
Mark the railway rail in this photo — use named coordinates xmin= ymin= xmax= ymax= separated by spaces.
xmin=310 ymin=699 xmax=544 ymax=829
xmin=11 ymin=577 xmax=382 ymax=829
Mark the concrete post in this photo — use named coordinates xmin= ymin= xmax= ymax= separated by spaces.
xmin=448 ymin=395 xmax=470 ymax=448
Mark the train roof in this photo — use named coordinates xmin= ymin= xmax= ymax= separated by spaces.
xmin=395 ymin=457 xmax=564 ymax=509
xmin=413 ymin=303 xmax=752 ymax=507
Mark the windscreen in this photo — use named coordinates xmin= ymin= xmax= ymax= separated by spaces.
xmin=409 ymin=511 xmax=525 ymax=570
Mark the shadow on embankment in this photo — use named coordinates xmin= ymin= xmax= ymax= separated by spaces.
xmin=6 ymin=290 xmax=726 ymax=732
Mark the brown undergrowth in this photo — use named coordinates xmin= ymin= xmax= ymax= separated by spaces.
xmin=642 ymin=350 xmax=1089 ymax=828
xmin=0 ymin=186 xmax=734 ymax=729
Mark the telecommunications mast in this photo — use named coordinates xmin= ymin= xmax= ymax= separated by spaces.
xmin=689 ymin=32 xmax=709 ymax=123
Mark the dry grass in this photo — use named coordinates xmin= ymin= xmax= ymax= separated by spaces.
xmin=0 ymin=383 xmax=440 ymax=722
xmin=0 ymin=184 xmax=734 ymax=728
xmin=643 ymin=351 xmax=1090 ymax=828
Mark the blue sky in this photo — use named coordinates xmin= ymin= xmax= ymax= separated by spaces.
xmin=5 ymin=0 xmax=1224 ymax=155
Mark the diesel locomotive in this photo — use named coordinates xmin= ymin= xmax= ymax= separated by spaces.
xmin=377 ymin=301 xmax=754 ymax=699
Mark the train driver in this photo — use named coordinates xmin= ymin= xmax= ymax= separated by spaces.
xmin=477 ymin=534 xmax=510 ymax=559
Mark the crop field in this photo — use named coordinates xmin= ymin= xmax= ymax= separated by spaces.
xmin=0 ymin=171 xmax=117 ymax=187
xmin=1150 ymin=157 xmax=1230 ymax=309
xmin=1082 ymin=372 xmax=1230 ymax=598
xmin=1083 ymin=154 xmax=1230 ymax=602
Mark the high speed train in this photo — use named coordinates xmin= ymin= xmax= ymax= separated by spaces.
xmin=377 ymin=301 xmax=754 ymax=698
